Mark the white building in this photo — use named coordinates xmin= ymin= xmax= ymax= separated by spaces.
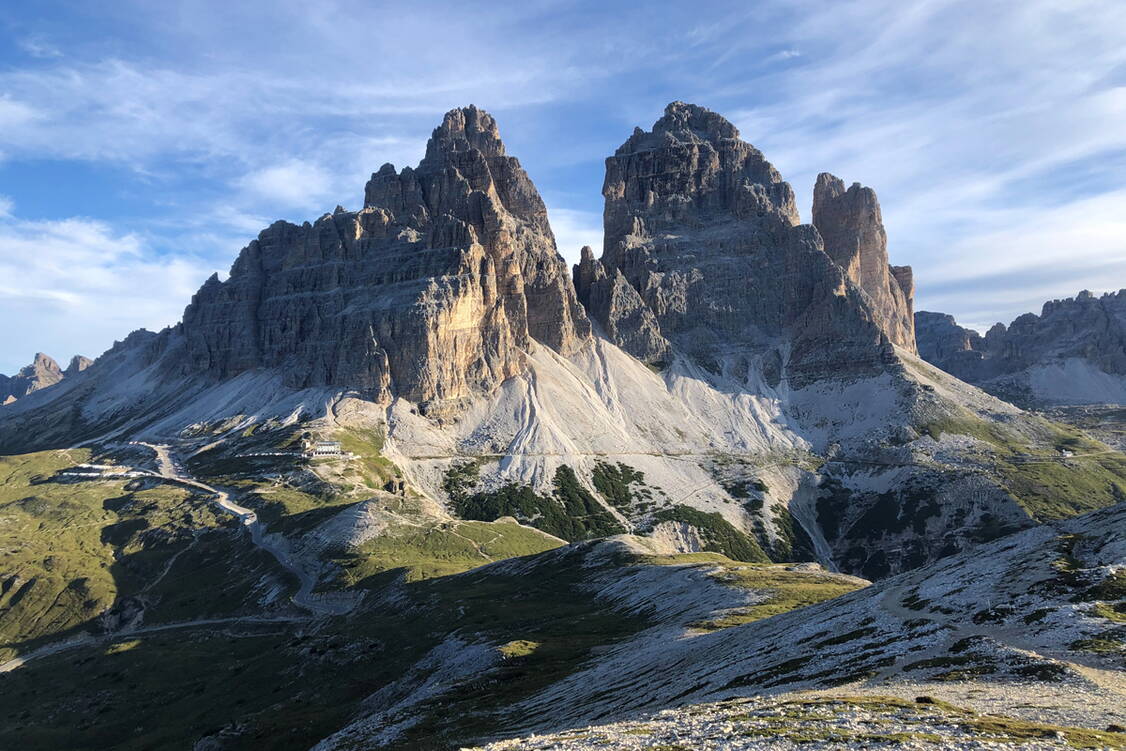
xmin=304 ymin=440 xmax=344 ymax=457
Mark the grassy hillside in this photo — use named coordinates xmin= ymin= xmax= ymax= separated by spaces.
xmin=923 ymin=410 xmax=1126 ymax=520
xmin=0 ymin=450 xmax=238 ymax=660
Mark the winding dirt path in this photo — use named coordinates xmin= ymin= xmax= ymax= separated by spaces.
xmin=135 ymin=442 xmax=352 ymax=617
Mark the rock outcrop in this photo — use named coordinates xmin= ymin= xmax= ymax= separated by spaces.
xmin=916 ymin=290 xmax=1126 ymax=404
xmin=574 ymin=101 xmax=910 ymax=386
xmin=0 ymin=353 xmax=74 ymax=404
xmin=181 ymin=105 xmax=590 ymax=408
xmin=65 ymin=355 xmax=93 ymax=377
xmin=812 ymin=174 xmax=916 ymax=352
xmin=573 ymin=246 xmax=670 ymax=363
xmin=915 ymin=311 xmax=986 ymax=378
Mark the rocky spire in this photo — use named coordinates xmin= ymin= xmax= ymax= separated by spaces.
xmin=18 ymin=353 xmax=63 ymax=391
xmin=573 ymin=246 xmax=669 ymax=363
xmin=586 ymin=102 xmax=898 ymax=386
xmin=812 ymin=173 xmax=916 ymax=352
xmin=182 ymin=105 xmax=589 ymax=409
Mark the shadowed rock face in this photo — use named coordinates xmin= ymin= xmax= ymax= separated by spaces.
xmin=916 ymin=289 xmax=1126 ymax=391
xmin=574 ymin=246 xmax=670 ymax=363
xmin=576 ymin=101 xmax=905 ymax=386
xmin=812 ymin=174 xmax=916 ymax=352
xmin=181 ymin=105 xmax=590 ymax=407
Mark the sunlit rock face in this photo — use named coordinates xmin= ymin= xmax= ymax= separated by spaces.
xmin=812 ymin=173 xmax=916 ymax=352
xmin=0 ymin=352 xmax=78 ymax=404
xmin=181 ymin=105 xmax=590 ymax=407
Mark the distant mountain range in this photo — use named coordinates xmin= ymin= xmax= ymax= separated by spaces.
xmin=0 ymin=352 xmax=89 ymax=405
xmin=916 ymin=290 xmax=1126 ymax=407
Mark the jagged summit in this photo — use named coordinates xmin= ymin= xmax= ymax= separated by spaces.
xmin=605 ymin=101 xmax=799 ymax=233
xmin=182 ymin=104 xmax=589 ymax=406
xmin=421 ymin=104 xmax=506 ymax=164
xmin=614 ymin=101 xmax=742 ymax=153
xmin=0 ymin=351 xmax=89 ymax=405
xmin=583 ymin=101 xmax=913 ymax=385
xmin=65 ymin=355 xmax=93 ymax=376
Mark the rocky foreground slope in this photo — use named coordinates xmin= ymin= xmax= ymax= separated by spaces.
xmin=461 ymin=503 xmax=1126 ymax=750
xmin=0 ymin=436 xmax=1122 ymax=750
xmin=916 ymin=290 xmax=1126 ymax=407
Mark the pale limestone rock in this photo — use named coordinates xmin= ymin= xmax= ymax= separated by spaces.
xmin=916 ymin=289 xmax=1126 ymax=404
xmin=65 ymin=355 xmax=93 ymax=377
xmin=812 ymin=173 xmax=916 ymax=352
xmin=0 ymin=353 xmax=64 ymax=403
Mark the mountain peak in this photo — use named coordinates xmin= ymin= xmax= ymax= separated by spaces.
xmin=615 ymin=101 xmax=740 ymax=155
xmin=1 ymin=352 xmax=65 ymax=404
xmin=65 ymin=355 xmax=93 ymax=376
xmin=421 ymin=104 xmax=506 ymax=166
xmin=184 ymin=105 xmax=589 ymax=405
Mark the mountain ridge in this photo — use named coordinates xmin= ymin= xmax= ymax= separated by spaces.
xmin=916 ymin=289 xmax=1126 ymax=406
xmin=0 ymin=101 xmax=1124 ymax=751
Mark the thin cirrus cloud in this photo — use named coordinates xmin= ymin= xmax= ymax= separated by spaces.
xmin=0 ymin=213 xmax=212 ymax=371
xmin=0 ymin=0 xmax=1123 ymax=371
xmin=721 ymin=0 xmax=1126 ymax=331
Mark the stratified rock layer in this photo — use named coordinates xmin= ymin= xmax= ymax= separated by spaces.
xmin=812 ymin=174 xmax=916 ymax=352
xmin=181 ymin=106 xmax=590 ymax=406
xmin=573 ymin=246 xmax=670 ymax=363
xmin=576 ymin=101 xmax=906 ymax=386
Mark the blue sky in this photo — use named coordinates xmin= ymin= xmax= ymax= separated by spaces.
xmin=1 ymin=0 xmax=1125 ymax=373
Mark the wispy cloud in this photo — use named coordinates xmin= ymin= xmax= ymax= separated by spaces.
xmin=18 ymin=36 xmax=62 ymax=59
xmin=718 ymin=0 xmax=1126 ymax=325
xmin=238 ymin=159 xmax=333 ymax=209
xmin=547 ymin=207 xmax=603 ymax=263
xmin=0 ymin=211 xmax=216 ymax=373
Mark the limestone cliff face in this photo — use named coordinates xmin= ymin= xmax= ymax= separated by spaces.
xmin=181 ymin=106 xmax=590 ymax=407
xmin=916 ymin=290 xmax=1126 ymax=396
xmin=576 ymin=101 xmax=903 ymax=386
xmin=812 ymin=174 xmax=916 ymax=352
xmin=915 ymin=311 xmax=986 ymax=380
